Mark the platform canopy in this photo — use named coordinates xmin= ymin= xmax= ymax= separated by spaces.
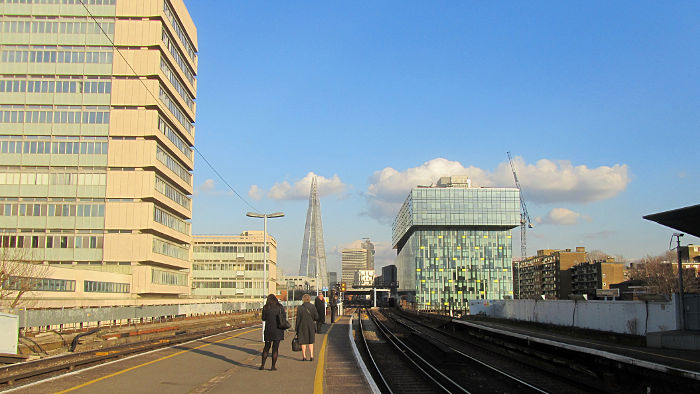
xmin=643 ymin=204 xmax=700 ymax=238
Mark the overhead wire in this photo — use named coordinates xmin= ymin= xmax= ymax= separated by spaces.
xmin=77 ymin=0 xmax=259 ymax=212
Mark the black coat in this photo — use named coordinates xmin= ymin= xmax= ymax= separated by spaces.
xmin=314 ymin=297 xmax=326 ymax=323
xmin=262 ymin=304 xmax=286 ymax=341
xmin=295 ymin=302 xmax=318 ymax=344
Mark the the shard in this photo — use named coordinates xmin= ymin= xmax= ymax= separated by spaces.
xmin=299 ymin=177 xmax=328 ymax=291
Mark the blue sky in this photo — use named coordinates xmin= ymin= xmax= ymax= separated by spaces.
xmin=185 ymin=1 xmax=700 ymax=275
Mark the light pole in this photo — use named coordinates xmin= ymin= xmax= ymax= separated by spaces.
xmin=246 ymin=211 xmax=284 ymax=298
xmin=672 ymin=233 xmax=685 ymax=330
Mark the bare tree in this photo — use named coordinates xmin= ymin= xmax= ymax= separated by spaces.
xmin=629 ymin=251 xmax=699 ymax=295
xmin=0 ymin=246 xmax=48 ymax=309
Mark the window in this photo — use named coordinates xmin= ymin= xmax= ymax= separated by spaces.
xmin=84 ymin=280 xmax=129 ymax=293
xmin=152 ymin=268 xmax=187 ymax=286
xmin=3 ymin=276 xmax=75 ymax=292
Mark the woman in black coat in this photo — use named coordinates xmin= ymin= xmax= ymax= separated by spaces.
xmin=260 ymin=294 xmax=287 ymax=370
xmin=295 ymin=293 xmax=319 ymax=361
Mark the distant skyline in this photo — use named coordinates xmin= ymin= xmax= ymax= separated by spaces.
xmin=186 ymin=1 xmax=700 ymax=276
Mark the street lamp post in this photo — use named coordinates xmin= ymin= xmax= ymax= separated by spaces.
xmin=246 ymin=211 xmax=284 ymax=298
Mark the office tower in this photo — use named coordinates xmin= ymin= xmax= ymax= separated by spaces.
xmin=0 ymin=0 xmax=196 ymax=307
xmin=328 ymin=271 xmax=337 ymax=288
xmin=192 ymin=232 xmax=278 ymax=299
xmin=392 ymin=176 xmax=520 ymax=311
xmin=341 ymin=238 xmax=374 ymax=287
xmin=298 ymin=176 xmax=328 ymax=291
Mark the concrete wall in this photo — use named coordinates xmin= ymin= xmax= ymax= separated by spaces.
xmin=469 ymin=297 xmax=679 ymax=335
xmin=0 ymin=313 xmax=19 ymax=354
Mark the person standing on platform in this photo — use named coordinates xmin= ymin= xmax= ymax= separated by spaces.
xmin=330 ymin=294 xmax=338 ymax=323
xmin=260 ymin=294 xmax=286 ymax=371
xmin=314 ymin=293 xmax=326 ymax=332
xmin=296 ymin=293 xmax=318 ymax=361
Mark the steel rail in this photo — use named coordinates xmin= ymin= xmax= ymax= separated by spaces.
xmin=390 ymin=311 xmax=550 ymax=393
xmin=365 ymin=308 xmax=469 ymax=394
xmin=357 ymin=308 xmax=393 ymax=394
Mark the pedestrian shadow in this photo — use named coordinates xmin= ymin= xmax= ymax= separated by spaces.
xmin=171 ymin=345 xmax=259 ymax=370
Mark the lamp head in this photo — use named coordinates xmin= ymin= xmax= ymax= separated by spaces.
xmin=246 ymin=212 xmax=264 ymax=218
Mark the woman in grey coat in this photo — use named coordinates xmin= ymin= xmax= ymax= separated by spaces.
xmin=295 ymin=293 xmax=319 ymax=361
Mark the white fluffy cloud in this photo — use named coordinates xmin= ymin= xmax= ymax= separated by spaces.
xmin=194 ymin=179 xmax=220 ymax=196
xmin=258 ymin=172 xmax=347 ymax=201
xmin=248 ymin=185 xmax=263 ymax=201
xmin=366 ymin=157 xmax=630 ymax=220
xmin=535 ymin=208 xmax=589 ymax=226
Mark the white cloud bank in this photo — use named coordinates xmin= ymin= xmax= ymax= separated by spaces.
xmin=250 ymin=172 xmax=347 ymax=201
xmin=366 ymin=157 xmax=629 ymax=220
xmin=535 ymin=208 xmax=590 ymax=226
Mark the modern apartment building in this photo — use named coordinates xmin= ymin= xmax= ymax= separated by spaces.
xmin=518 ymin=248 xmax=588 ymax=300
xmin=341 ymin=238 xmax=374 ymax=287
xmin=191 ymin=232 xmax=278 ymax=299
xmin=392 ymin=176 xmax=520 ymax=311
xmin=0 ymin=0 xmax=197 ymax=307
xmin=570 ymin=258 xmax=625 ymax=299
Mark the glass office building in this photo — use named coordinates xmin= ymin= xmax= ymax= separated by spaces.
xmin=392 ymin=176 xmax=520 ymax=312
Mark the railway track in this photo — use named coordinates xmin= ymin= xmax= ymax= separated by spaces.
xmin=358 ymin=307 xmax=560 ymax=393
xmin=0 ymin=321 xmax=257 ymax=389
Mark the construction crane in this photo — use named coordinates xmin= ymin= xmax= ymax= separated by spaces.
xmin=507 ymin=152 xmax=533 ymax=261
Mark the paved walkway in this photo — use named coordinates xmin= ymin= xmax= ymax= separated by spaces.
xmin=7 ymin=314 xmax=374 ymax=394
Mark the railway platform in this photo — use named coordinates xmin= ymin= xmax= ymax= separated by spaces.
xmin=4 ymin=314 xmax=374 ymax=394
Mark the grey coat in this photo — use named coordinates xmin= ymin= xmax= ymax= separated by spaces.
xmin=295 ymin=301 xmax=318 ymax=344
xmin=262 ymin=304 xmax=286 ymax=342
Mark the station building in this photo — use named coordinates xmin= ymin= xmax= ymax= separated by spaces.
xmin=392 ymin=176 xmax=520 ymax=312
xmin=0 ymin=0 xmax=197 ymax=308
xmin=191 ymin=232 xmax=278 ymax=299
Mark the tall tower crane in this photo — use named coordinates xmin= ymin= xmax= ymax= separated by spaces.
xmin=507 ymin=152 xmax=533 ymax=260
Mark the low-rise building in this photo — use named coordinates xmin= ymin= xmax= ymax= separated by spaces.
xmin=570 ymin=258 xmax=625 ymax=299
xmin=191 ymin=232 xmax=277 ymax=299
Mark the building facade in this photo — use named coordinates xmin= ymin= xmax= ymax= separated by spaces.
xmin=518 ymin=248 xmax=588 ymax=299
xmin=341 ymin=239 xmax=374 ymax=287
xmin=0 ymin=0 xmax=197 ymax=307
xmin=570 ymin=258 xmax=625 ymax=299
xmin=191 ymin=232 xmax=277 ymax=299
xmin=392 ymin=176 xmax=520 ymax=311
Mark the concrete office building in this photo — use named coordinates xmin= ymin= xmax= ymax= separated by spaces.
xmin=570 ymin=258 xmax=625 ymax=299
xmin=191 ymin=232 xmax=278 ymax=299
xmin=392 ymin=176 xmax=520 ymax=311
xmin=0 ymin=0 xmax=197 ymax=308
xmin=341 ymin=238 xmax=374 ymax=287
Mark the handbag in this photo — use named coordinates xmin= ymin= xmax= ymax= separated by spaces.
xmin=291 ymin=335 xmax=301 ymax=352
xmin=277 ymin=309 xmax=291 ymax=330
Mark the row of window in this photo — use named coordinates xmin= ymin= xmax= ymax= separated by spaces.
xmin=156 ymin=145 xmax=191 ymax=185
xmin=159 ymin=86 xmax=192 ymax=134
xmin=152 ymin=267 xmax=187 ymax=286
xmin=155 ymin=176 xmax=190 ymax=210
xmin=158 ymin=116 xmax=192 ymax=160
xmin=192 ymin=281 xmax=256 ymax=289
xmin=2 ymin=276 xmax=75 ymax=292
xmin=160 ymin=57 xmax=193 ymax=110
xmin=0 ymin=172 xmax=107 ymax=186
xmin=0 ymin=0 xmax=115 ymax=4
xmin=84 ymin=280 xmax=129 ymax=293
xmin=163 ymin=0 xmax=196 ymax=63
xmin=0 ymin=234 xmax=103 ymax=249
xmin=1 ymin=140 xmax=107 ymax=155
xmin=152 ymin=237 xmax=188 ymax=261
xmin=161 ymin=28 xmax=194 ymax=85
xmin=193 ymin=245 xmax=269 ymax=254
xmin=193 ymin=263 xmax=263 ymax=271
xmin=1 ymin=47 xmax=113 ymax=64
xmin=153 ymin=206 xmax=189 ymax=234
xmin=1 ymin=202 xmax=104 ymax=217
xmin=0 ymin=79 xmax=111 ymax=94
xmin=0 ymin=109 xmax=110 ymax=124
xmin=0 ymin=18 xmax=114 ymax=35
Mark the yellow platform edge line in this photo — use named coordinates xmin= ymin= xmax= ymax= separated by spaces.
xmin=55 ymin=328 xmax=260 ymax=394
xmin=313 ymin=321 xmax=335 ymax=394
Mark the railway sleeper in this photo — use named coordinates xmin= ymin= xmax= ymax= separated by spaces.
xmin=404 ymin=332 xmax=462 ymax=367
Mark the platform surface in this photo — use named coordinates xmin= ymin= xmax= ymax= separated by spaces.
xmin=6 ymin=315 xmax=373 ymax=394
